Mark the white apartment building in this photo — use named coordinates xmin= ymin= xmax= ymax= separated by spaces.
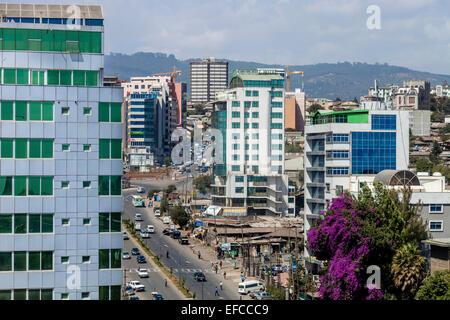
xmin=211 ymin=69 xmax=295 ymax=217
xmin=0 ymin=4 xmax=123 ymax=300
xmin=190 ymin=57 xmax=228 ymax=104
xmin=304 ymin=109 xmax=410 ymax=256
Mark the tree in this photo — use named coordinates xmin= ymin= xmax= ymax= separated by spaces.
xmin=353 ymin=97 xmax=358 ymax=103
xmin=415 ymin=158 xmax=433 ymax=173
xmin=164 ymin=185 xmax=177 ymax=194
xmin=160 ymin=197 xmax=169 ymax=213
xmin=391 ymin=243 xmax=427 ymax=300
xmin=193 ymin=175 xmax=212 ymax=194
xmin=164 ymin=157 xmax=172 ymax=167
xmin=307 ymin=104 xmax=323 ymax=114
xmin=430 ymin=141 xmax=443 ymax=165
xmin=147 ymin=189 xmax=160 ymax=199
xmin=433 ymin=164 xmax=450 ymax=184
xmin=416 ymin=270 xmax=450 ymax=300
xmin=170 ymin=205 xmax=191 ymax=229
xmin=298 ymin=171 xmax=304 ymax=187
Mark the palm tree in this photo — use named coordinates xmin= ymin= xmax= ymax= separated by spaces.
xmin=391 ymin=243 xmax=427 ymax=299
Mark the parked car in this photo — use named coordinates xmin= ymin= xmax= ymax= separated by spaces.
xmin=137 ymin=187 xmax=145 ymax=193
xmin=123 ymin=232 xmax=129 ymax=240
xmin=147 ymin=225 xmax=155 ymax=233
xmin=140 ymin=230 xmax=150 ymax=238
xmin=128 ymin=281 xmax=145 ymax=292
xmin=152 ymin=292 xmax=164 ymax=300
xmin=131 ymin=248 xmax=140 ymax=256
xmin=129 ymin=296 xmax=140 ymax=300
xmin=162 ymin=229 xmax=173 ymax=236
xmin=171 ymin=231 xmax=181 ymax=239
xmin=178 ymin=236 xmax=189 ymax=245
xmin=255 ymin=292 xmax=274 ymax=300
xmin=137 ymin=255 xmax=146 ymax=264
xmin=163 ymin=217 xmax=170 ymax=224
xmin=138 ymin=268 xmax=149 ymax=278
xmin=125 ymin=285 xmax=134 ymax=296
xmin=154 ymin=209 xmax=161 ymax=217
xmin=194 ymin=272 xmax=206 ymax=282
xmin=134 ymin=213 xmax=143 ymax=222
xmin=122 ymin=252 xmax=131 ymax=260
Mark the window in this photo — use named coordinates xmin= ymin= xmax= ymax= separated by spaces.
xmin=99 ymin=249 xmax=121 ymax=269
xmin=336 ymin=185 xmax=344 ymax=196
xmin=83 ymin=144 xmax=91 ymax=152
xmin=271 ymin=102 xmax=283 ymax=108
xmin=83 ymin=107 xmax=91 ymax=115
xmin=99 ymin=212 xmax=121 ymax=233
xmin=252 ymin=101 xmax=259 ymax=108
xmin=332 ymin=134 xmax=349 ymax=143
xmin=62 ymin=219 xmax=70 ymax=226
xmin=83 ymin=181 xmax=91 ymax=189
xmin=62 ymin=144 xmax=70 ymax=152
xmin=82 ymin=256 xmax=90 ymax=263
xmin=81 ymin=292 xmax=90 ymax=300
xmin=327 ymin=167 xmax=349 ymax=176
xmin=232 ymin=111 xmax=240 ymax=118
xmin=235 ymin=176 xmax=244 ymax=183
xmin=245 ymin=91 xmax=252 ymax=97
xmin=0 ymin=252 xmax=12 ymax=271
xmin=244 ymin=101 xmax=251 ymax=108
xmin=235 ymin=187 xmax=244 ymax=193
xmin=99 ymin=103 xmax=121 ymax=122
xmin=232 ymin=165 xmax=240 ymax=172
xmin=83 ymin=218 xmax=91 ymax=225
xmin=372 ymin=115 xmax=396 ymax=130
xmin=61 ymin=181 xmax=69 ymax=189
xmin=232 ymin=155 xmax=240 ymax=161
xmin=252 ymin=123 xmax=259 ymax=129
xmin=271 ymin=123 xmax=282 ymax=129
xmin=232 ymin=133 xmax=240 ymax=140
xmin=61 ymin=293 xmax=69 ymax=300
xmin=429 ymin=221 xmax=443 ymax=231
xmin=429 ymin=204 xmax=443 ymax=213
xmin=352 ymin=132 xmax=396 ymax=174
xmin=15 ymin=139 xmax=27 ymax=158
xmin=271 ymin=112 xmax=283 ymax=119
xmin=252 ymin=166 xmax=259 ymax=174
xmin=0 ymin=215 xmax=12 ymax=234
xmin=1 ymin=101 xmax=13 ymax=120
xmin=61 ymin=256 xmax=69 ymax=264
xmin=252 ymin=91 xmax=259 ymax=97
xmin=232 ymin=122 xmax=240 ymax=129
xmin=61 ymin=107 xmax=69 ymax=115
xmin=232 ymin=101 xmax=240 ymax=107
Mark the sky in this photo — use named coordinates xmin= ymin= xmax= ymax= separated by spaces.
xmin=3 ymin=0 xmax=450 ymax=74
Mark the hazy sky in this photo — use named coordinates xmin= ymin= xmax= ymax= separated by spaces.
xmin=4 ymin=0 xmax=450 ymax=74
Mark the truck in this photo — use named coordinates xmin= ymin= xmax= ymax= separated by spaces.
xmin=128 ymin=281 xmax=145 ymax=292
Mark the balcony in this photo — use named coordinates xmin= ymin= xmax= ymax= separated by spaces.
xmin=306 ymin=182 xmax=325 ymax=188
xmin=306 ymin=134 xmax=326 ymax=141
xmin=306 ymin=151 xmax=325 ymax=156
xmin=306 ymin=167 xmax=325 ymax=172
xmin=248 ymin=192 xmax=268 ymax=198
xmin=306 ymin=198 xmax=326 ymax=204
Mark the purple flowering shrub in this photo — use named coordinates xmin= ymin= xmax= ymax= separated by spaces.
xmin=308 ymin=196 xmax=384 ymax=300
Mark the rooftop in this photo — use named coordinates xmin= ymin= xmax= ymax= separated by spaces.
xmin=0 ymin=3 xmax=103 ymax=19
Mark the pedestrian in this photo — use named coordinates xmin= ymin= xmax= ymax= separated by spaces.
xmin=215 ymin=287 xmax=219 ymax=296
xmin=198 ymin=251 xmax=201 ymax=259
xmin=223 ymin=271 xmax=227 ymax=279
xmin=220 ymin=281 xmax=223 ymax=290
xmin=219 ymin=261 xmax=223 ymax=269
xmin=164 ymin=279 xmax=168 ymax=287
xmin=215 ymin=265 xmax=218 ymax=274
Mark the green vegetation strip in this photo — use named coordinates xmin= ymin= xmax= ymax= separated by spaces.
xmin=123 ymin=221 xmax=194 ymax=299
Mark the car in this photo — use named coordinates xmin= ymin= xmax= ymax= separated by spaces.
xmin=129 ymin=296 xmax=140 ymax=300
xmin=194 ymin=272 xmax=206 ymax=282
xmin=128 ymin=281 xmax=145 ymax=292
xmin=163 ymin=217 xmax=170 ymax=224
xmin=137 ymin=255 xmax=146 ymax=264
xmin=178 ymin=236 xmax=189 ymax=245
xmin=140 ymin=230 xmax=150 ymax=238
xmin=154 ymin=209 xmax=161 ymax=217
xmin=162 ymin=228 xmax=173 ymax=236
xmin=147 ymin=225 xmax=155 ymax=233
xmin=171 ymin=231 xmax=181 ymax=239
xmin=123 ymin=232 xmax=129 ymax=240
xmin=134 ymin=213 xmax=143 ymax=222
xmin=125 ymin=285 xmax=134 ymax=296
xmin=188 ymin=174 xmax=194 ymax=178
xmin=138 ymin=268 xmax=149 ymax=278
xmin=152 ymin=292 xmax=164 ymax=300
xmin=134 ymin=223 xmax=141 ymax=231
xmin=255 ymin=292 xmax=274 ymax=300
xmin=122 ymin=252 xmax=131 ymax=259
xmin=131 ymin=248 xmax=140 ymax=256
xmin=137 ymin=187 xmax=145 ymax=193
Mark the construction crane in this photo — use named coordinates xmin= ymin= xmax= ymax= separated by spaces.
xmin=285 ymin=65 xmax=304 ymax=92
xmin=152 ymin=66 xmax=182 ymax=82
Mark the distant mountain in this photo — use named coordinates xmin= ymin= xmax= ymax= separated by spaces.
xmin=105 ymin=52 xmax=450 ymax=100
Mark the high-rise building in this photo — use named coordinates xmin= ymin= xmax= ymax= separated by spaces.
xmin=211 ymin=69 xmax=295 ymax=216
xmin=0 ymin=4 xmax=123 ymax=300
xmin=303 ymin=109 xmax=409 ymax=256
xmin=190 ymin=57 xmax=228 ymax=105
xmin=122 ymin=76 xmax=178 ymax=168
xmin=285 ymin=89 xmax=306 ymax=132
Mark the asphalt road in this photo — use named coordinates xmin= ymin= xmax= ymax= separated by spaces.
xmin=122 ymin=235 xmax=183 ymax=300
xmin=123 ymin=188 xmax=242 ymax=300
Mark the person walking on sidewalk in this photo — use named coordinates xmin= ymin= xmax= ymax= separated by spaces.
xmin=220 ymin=281 xmax=223 ymax=290
xmin=215 ymin=264 xmax=218 ymax=274
xmin=219 ymin=261 xmax=223 ymax=269
xmin=223 ymin=271 xmax=227 ymax=279
xmin=215 ymin=287 xmax=219 ymax=296
xmin=164 ymin=279 xmax=168 ymax=287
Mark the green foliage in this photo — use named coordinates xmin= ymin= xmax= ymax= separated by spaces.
xmin=415 ymin=158 xmax=433 ymax=173
xmin=289 ymin=264 xmax=317 ymax=298
xmin=160 ymin=197 xmax=169 ymax=213
xmin=164 ymin=185 xmax=177 ymax=194
xmin=285 ymin=142 xmax=303 ymax=153
xmin=170 ymin=205 xmax=191 ymax=228
xmin=416 ymin=270 xmax=450 ymax=300
xmin=430 ymin=141 xmax=443 ymax=165
xmin=298 ymin=171 xmax=304 ymax=187
xmin=147 ymin=189 xmax=160 ymax=199
xmin=193 ymin=175 xmax=212 ymax=193
xmin=431 ymin=112 xmax=445 ymax=123
xmin=307 ymin=104 xmax=323 ymax=114
xmin=433 ymin=165 xmax=450 ymax=184
xmin=164 ymin=157 xmax=172 ymax=167
xmin=266 ymin=284 xmax=286 ymax=300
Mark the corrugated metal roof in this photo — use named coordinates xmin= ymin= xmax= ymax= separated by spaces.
xmin=238 ymin=74 xmax=284 ymax=81
xmin=0 ymin=4 xmax=103 ymax=19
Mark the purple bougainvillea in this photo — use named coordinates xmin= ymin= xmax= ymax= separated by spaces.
xmin=307 ymin=196 xmax=382 ymax=300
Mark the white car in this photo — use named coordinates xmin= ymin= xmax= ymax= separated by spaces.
xmin=129 ymin=281 xmax=145 ymax=292
xmin=134 ymin=213 xmax=143 ymax=222
xmin=138 ymin=268 xmax=149 ymax=278
xmin=154 ymin=209 xmax=161 ymax=217
xmin=163 ymin=217 xmax=170 ymax=224
xmin=137 ymin=187 xmax=145 ymax=193
xmin=147 ymin=225 xmax=155 ymax=233
xmin=140 ymin=230 xmax=150 ymax=238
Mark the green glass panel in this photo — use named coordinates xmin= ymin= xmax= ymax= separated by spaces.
xmin=110 ymin=286 xmax=121 ymax=301
xmin=42 ymin=102 xmax=53 ymax=121
xmin=3 ymin=29 xmax=15 ymax=50
xmin=41 ymin=30 xmax=53 ymax=51
xmin=15 ymin=29 xmax=28 ymax=50
xmin=0 ymin=177 xmax=12 ymax=195
xmin=14 ymin=214 xmax=27 ymax=234
xmin=91 ymin=32 xmax=102 ymax=54
xmin=110 ymin=176 xmax=121 ymax=196
xmin=14 ymin=290 xmax=26 ymax=300
xmin=41 ymin=177 xmax=53 ymax=196
xmin=42 ymin=140 xmax=53 ymax=158
xmin=86 ymin=71 xmax=98 ymax=86
xmin=29 ymin=215 xmax=41 ymax=233
xmin=99 ymin=249 xmax=110 ymax=269
xmin=53 ymin=30 xmax=66 ymax=52
xmin=4 ymin=68 xmax=16 ymax=84
xmin=110 ymin=103 xmax=122 ymax=122
xmin=15 ymin=101 xmax=28 ymax=121
xmin=42 ymin=214 xmax=53 ymax=233
xmin=47 ymin=70 xmax=59 ymax=85
xmin=0 ymin=291 xmax=11 ymax=301
xmin=73 ymin=70 xmax=85 ymax=86
xmin=78 ymin=31 xmax=90 ymax=53
xmin=28 ymin=29 xmax=42 ymax=51
xmin=14 ymin=176 xmax=27 ymax=196
xmin=28 ymin=290 xmax=40 ymax=301
xmin=41 ymin=251 xmax=53 ymax=270
xmin=0 ymin=252 xmax=12 ymax=271
xmin=111 ymin=249 xmax=121 ymax=269
xmin=29 ymin=101 xmax=42 ymax=120
xmin=98 ymin=102 xmax=109 ymax=122
xmin=0 ymin=215 xmax=12 ymax=233
xmin=59 ymin=70 xmax=72 ymax=86
xmin=17 ymin=69 xmax=29 ymax=85
xmin=99 ymin=213 xmax=110 ymax=233
xmin=111 ymin=140 xmax=122 ymax=159
xmin=14 ymin=251 xmax=26 ymax=271
xmin=29 ymin=140 xmax=41 ymax=158
xmin=99 ymin=286 xmax=109 ymax=300
xmin=28 ymin=252 xmax=40 ymax=271
xmin=99 ymin=139 xmax=110 ymax=159
xmin=66 ymin=30 xmax=78 ymax=42
xmin=41 ymin=289 xmax=53 ymax=301
xmin=98 ymin=176 xmax=110 ymax=196
xmin=15 ymin=139 xmax=28 ymax=158
xmin=110 ymin=213 xmax=121 ymax=232
xmin=1 ymin=139 xmax=13 ymax=158
xmin=39 ymin=71 xmax=45 ymax=85
xmin=1 ymin=101 xmax=13 ymax=120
